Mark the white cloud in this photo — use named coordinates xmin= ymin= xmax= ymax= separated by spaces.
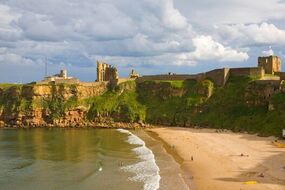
xmin=0 ymin=4 xmax=22 ymax=42
xmin=262 ymin=47 xmax=274 ymax=56
xmin=161 ymin=0 xmax=188 ymax=30
xmin=177 ymin=36 xmax=249 ymax=63
xmin=216 ymin=22 xmax=285 ymax=46
xmin=0 ymin=0 xmax=284 ymax=82
xmin=175 ymin=0 xmax=285 ymax=24
xmin=0 ymin=48 xmax=35 ymax=65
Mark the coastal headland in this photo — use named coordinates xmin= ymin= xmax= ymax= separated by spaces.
xmin=1 ymin=56 xmax=285 ymax=138
xmin=0 ymin=56 xmax=285 ymax=190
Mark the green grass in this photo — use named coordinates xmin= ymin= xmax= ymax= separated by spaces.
xmin=189 ymin=76 xmax=284 ymax=137
xmin=136 ymin=79 xmax=213 ymax=125
xmin=0 ymin=83 xmax=22 ymax=89
xmin=1 ymin=78 xmax=285 ymax=137
xmin=152 ymin=80 xmax=184 ymax=88
xmin=86 ymin=81 xmax=146 ymax=122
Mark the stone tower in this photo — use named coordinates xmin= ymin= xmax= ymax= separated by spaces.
xmin=130 ymin=69 xmax=140 ymax=79
xmin=96 ymin=61 xmax=119 ymax=82
xmin=258 ymin=56 xmax=281 ymax=74
xmin=59 ymin=69 xmax=68 ymax=79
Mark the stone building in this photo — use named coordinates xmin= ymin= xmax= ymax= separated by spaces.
xmin=130 ymin=69 xmax=140 ymax=79
xmin=37 ymin=69 xmax=80 ymax=84
xmin=258 ymin=56 xmax=281 ymax=74
xmin=96 ymin=61 xmax=119 ymax=82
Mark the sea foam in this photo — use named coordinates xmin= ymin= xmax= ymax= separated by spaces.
xmin=117 ymin=129 xmax=160 ymax=190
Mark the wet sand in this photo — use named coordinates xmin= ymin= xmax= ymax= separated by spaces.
xmin=149 ymin=127 xmax=285 ymax=190
xmin=135 ymin=130 xmax=192 ymax=190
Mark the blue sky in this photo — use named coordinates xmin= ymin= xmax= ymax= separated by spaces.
xmin=0 ymin=0 xmax=285 ymax=83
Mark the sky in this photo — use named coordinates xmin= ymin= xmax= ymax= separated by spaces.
xmin=0 ymin=0 xmax=285 ymax=83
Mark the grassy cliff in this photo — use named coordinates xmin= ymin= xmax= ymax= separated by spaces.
xmin=86 ymin=81 xmax=146 ymax=122
xmin=84 ymin=77 xmax=284 ymax=137
xmin=191 ymin=77 xmax=283 ymax=137
xmin=0 ymin=78 xmax=284 ymax=137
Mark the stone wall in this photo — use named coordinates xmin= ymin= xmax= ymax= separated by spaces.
xmin=136 ymin=74 xmax=199 ymax=83
xmin=137 ymin=68 xmax=230 ymax=86
xmin=53 ymin=78 xmax=80 ymax=85
xmin=79 ymin=81 xmax=108 ymax=87
xmin=205 ymin=68 xmax=230 ymax=86
xmin=229 ymin=67 xmax=264 ymax=78
xmin=36 ymin=78 xmax=80 ymax=85
xmin=275 ymin=72 xmax=285 ymax=81
xmin=117 ymin=78 xmax=136 ymax=84
xmin=137 ymin=67 xmax=265 ymax=86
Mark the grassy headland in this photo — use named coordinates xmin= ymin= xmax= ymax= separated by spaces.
xmin=0 ymin=77 xmax=284 ymax=137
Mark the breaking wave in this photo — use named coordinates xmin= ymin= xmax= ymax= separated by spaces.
xmin=117 ymin=129 xmax=160 ymax=190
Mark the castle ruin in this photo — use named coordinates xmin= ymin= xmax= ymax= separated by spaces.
xmin=137 ymin=56 xmax=284 ymax=86
xmin=35 ymin=56 xmax=283 ymax=88
xmin=258 ymin=56 xmax=281 ymax=75
xmin=96 ymin=61 xmax=119 ymax=82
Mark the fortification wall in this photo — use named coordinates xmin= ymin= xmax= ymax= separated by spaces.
xmin=53 ymin=79 xmax=80 ymax=85
xmin=205 ymin=68 xmax=230 ymax=86
xmin=37 ymin=78 xmax=80 ymax=85
xmin=79 ymin=82 xmax=108 ymax=87
xmin=136 ymin=74 xmax=200 ymax=83
xmin=136 ymin=67 xmax=266 ymax=86
xmin=229 ymin=67 xmax=264 ymax=78
xmin=275 ymin=72 xmax=285 ymax=81
xmin=137 ymin=68 xmax=230 ymax=86
xmin=117 ymin=78 xmax=136 ymax=84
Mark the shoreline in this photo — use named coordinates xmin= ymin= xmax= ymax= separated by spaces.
xmin=0 ymin=122 xmax=147 ymax=129
xmin=146 ymin=130 xmax=196 ymax=190
xmin=148 ymin=127 xmax=285 ymax=190
xmin=135 ymin=129 xmax=192 ymax=190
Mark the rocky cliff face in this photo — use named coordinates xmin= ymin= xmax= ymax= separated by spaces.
xmin=0 ymin=80 xmax=216 ymax=128
xmin=244 ymin=80 xmax=284 ymax=110
xmin=1 ymin=77 xmax=285 ymax=137
xmin=0 ymin=83 xmax=108 ymax=127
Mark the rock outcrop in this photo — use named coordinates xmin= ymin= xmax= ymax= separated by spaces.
xmin=0 ymin=83 xmax=108 ymax=127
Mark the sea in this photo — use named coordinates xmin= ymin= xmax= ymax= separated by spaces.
xmin=0 ymin=128 xmax=190 ymax=190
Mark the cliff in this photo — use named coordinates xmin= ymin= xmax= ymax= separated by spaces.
xmin=0 ymin=83 xmax=107 ymax=127
xmin=0 ymin=77 xmax=285 ymax=137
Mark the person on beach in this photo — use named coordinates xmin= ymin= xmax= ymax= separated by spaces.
xmin=240 ymin=153 xmax=249 ymax=157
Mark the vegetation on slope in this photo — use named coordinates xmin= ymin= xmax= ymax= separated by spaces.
xmin=0 ymin=84 xmax=82 ymax=120
xmin=137 ymin=79 xmax=213 ymax=125
xmin=0 ymin=85 xmax=31 ymax=114
xmin=1 ymin=77 xmax=285 ymax=137
xmin=87 ymin=81 xmax=146 ymax=122
xmin=191 ymin=77 xmax=284 ymax=137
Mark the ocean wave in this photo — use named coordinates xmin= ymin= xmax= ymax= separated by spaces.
xmin=117 ymin=129 xmax=160 ymax=190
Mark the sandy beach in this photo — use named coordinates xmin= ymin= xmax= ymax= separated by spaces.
xmin=148 ymin=127 xmax=285 ymax=190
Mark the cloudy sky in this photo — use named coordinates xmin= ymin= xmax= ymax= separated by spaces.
xmin=0 ymin=0 xmax=285 ymax=83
